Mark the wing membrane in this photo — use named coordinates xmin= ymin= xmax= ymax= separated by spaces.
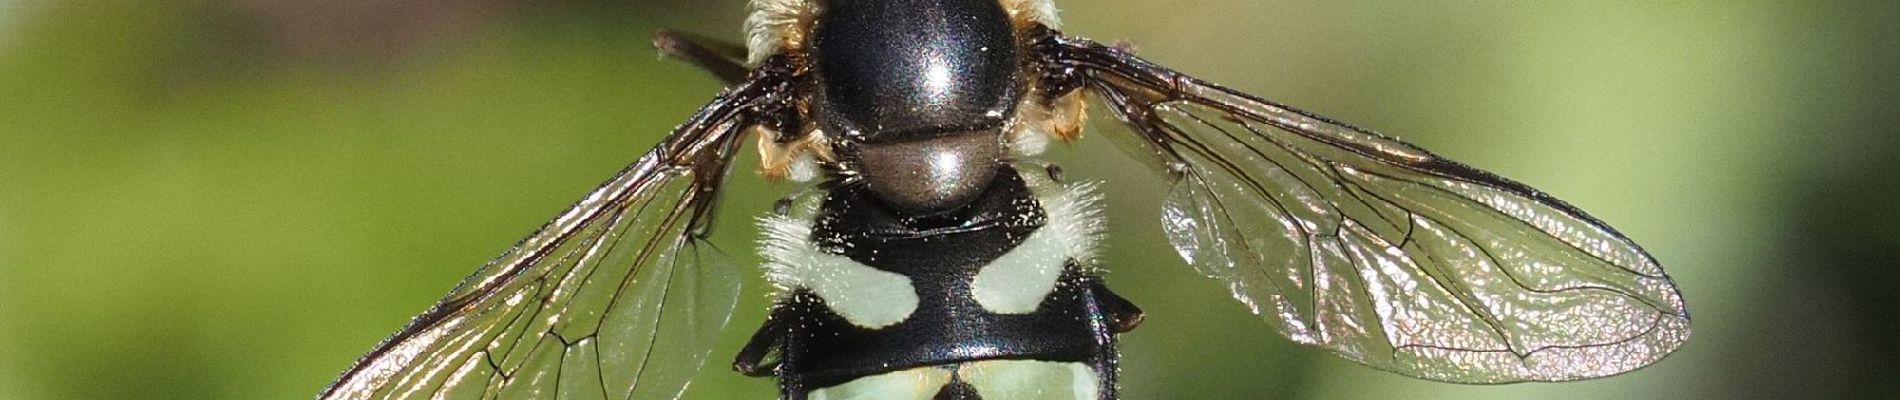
xmin=320 ymin=69 xmax=789 ymax=399
xmin=1047 ymin=34 xmax=1689 ymax=383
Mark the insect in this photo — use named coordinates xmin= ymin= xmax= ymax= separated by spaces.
xmin=319 ymin=0 xmax=1691 ymax=399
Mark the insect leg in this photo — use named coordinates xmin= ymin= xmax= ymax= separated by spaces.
xmin=1091 ymin=280 xmax=1145 ymax=333
xmin=653 ymin=28 xmax=751 ymax=84
xmin=733 ymin=303 xmax=788 ymax=377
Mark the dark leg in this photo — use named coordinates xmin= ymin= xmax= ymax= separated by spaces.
xmin=737 ymin=291 xmax=816 ymax=399
xmin=1091 ymin=280 xmax=1145 ymax=333
xmin=732 ymin=308 xmax=784 ymax=377
xmin=1083 ymin=277 xmax=1129 ymax=400
xmin=653 ymin=28 xmax=751 ymax=84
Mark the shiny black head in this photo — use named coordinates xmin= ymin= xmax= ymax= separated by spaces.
xmin=810 ymin=0 xmax=1024 ymax=215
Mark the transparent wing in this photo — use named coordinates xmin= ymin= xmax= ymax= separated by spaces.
xmin=319 ymin=69 xmax=789 ymax=399
xmin=1045 ymin=33 xmax=1689 ymax=383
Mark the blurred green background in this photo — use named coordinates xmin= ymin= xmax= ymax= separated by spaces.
xmin=1 ymin=0 xmax=1894 ymax=399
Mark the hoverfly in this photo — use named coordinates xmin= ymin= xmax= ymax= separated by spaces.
xmin=319 ymin=0 xmax=1691 ymax=399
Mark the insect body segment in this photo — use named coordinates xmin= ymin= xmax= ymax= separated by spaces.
xmin=744 ymin=166 xmax=1129 ymax=399
xmin=812 ymin=0 xmax=1023 ymax=214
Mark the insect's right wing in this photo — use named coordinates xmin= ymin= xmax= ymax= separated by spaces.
xmin=1039 ymin=31 xmax=1689 ymax=383
xmin=319 ymin=61 xmax=795 ymax=400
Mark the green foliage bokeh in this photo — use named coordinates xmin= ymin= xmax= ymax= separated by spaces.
xmin=1 ymin=1 xmax=1894 ymax=399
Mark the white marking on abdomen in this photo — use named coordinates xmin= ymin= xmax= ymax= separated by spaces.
xmin=813 ymin=361 xmax=1098 ymax=400
xmin=970 ymin=227 xmax=1069 ymax=314
xmin=971 ymin=178 xmax=1105 ymax=314
xmin=811 ymin=367 xmax=954 ymax=400
xmin=759 ymin=216 xmax=918 ymax=329
xmin=961 ymin=360 xmax=1099 ymax=400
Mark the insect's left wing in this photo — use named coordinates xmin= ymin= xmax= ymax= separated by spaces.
xmin=320 ymin=62 xmax=794 ymax=400
xmin=1039 ymin=31 xmax=1689 ymax=383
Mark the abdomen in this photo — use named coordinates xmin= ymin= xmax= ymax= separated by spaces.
xmin=811 ymin=360 xmax=1103 ymax=400
xmin=743 ymin=166 xmax=1130 ymax=400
